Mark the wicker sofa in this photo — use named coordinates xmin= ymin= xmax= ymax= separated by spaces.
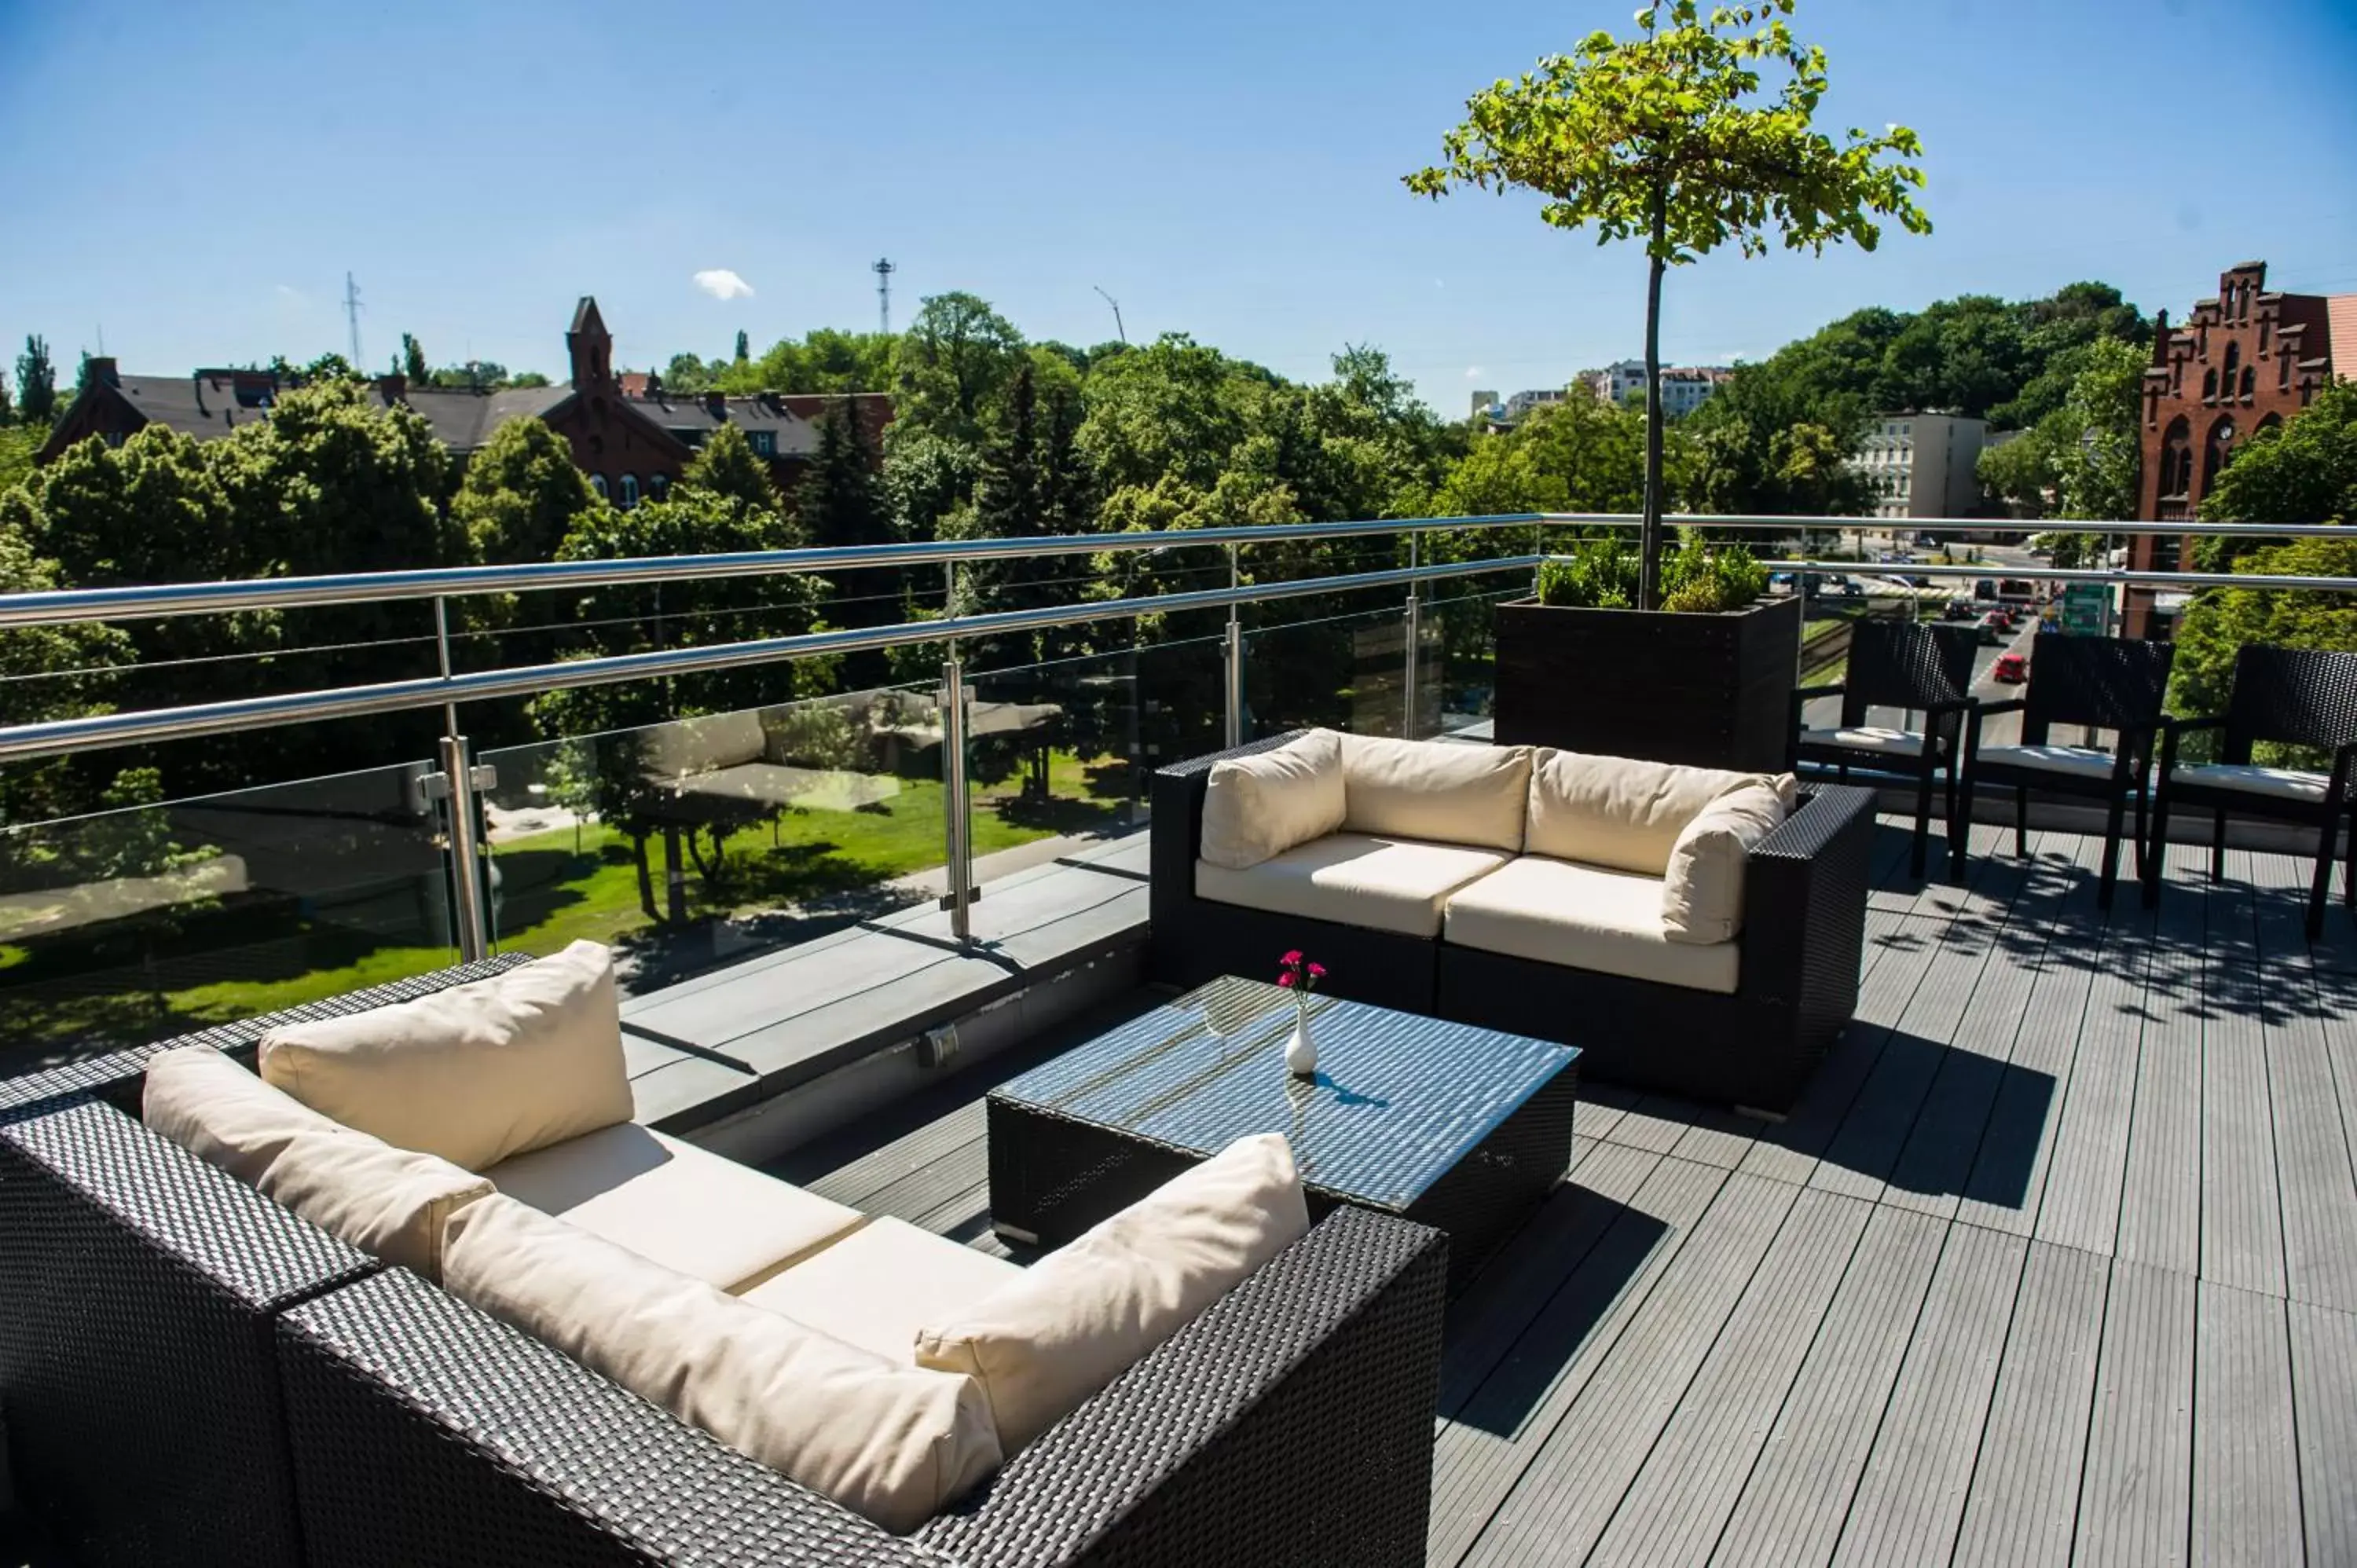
xmin=1150 ymin=732 xmax=1878 ymax=1114
xmin=0 ymin=959 xmax=1446 ymax=1568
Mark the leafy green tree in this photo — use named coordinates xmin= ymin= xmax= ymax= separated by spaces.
xmin=735 ymin=329 xmax=750 ymax=364
xmin=678 ymin=421 xmax=782 ymax=517
xmin=16 ymin=335 xmax=57 ymax=425
xmin=894 ymin=293 xmax=1026 ymax=446
xmin=1076 ymin=333 xmax=1251 ymax=492
xmin=884 ymin=429 xmax=981 ymax=543
xmin=2201 ymin=379 xmax=2357 ymax=538
xmin=401 ymin=334 xmax=428 ymax=382
xmin=663 ymin=353 xmax=714 ymax=394
xmin=1408 ymin=0 xmax=1928 ymax=606
xmin=0 ymin=524 xmax=136 ymax=846
xmin=797 ymin=402 xmax=899 ymax=688
xmin=2172 ymin=537 xmax=2357 ymax=757
xmin=0 ymin=425 xmax=36 ymax=493
xmin=453 ymin=416 xmax=597 ymax=567
xmin=0 ymin=365 xmax=13 ymax=423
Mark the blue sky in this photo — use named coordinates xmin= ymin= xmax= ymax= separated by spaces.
xmin=3 ymin=0 xmax=2354 ymax=412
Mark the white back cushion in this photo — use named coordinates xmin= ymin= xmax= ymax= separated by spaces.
xmin=144 ymin=1045 xmax=491 ymax=1280
xmin=1660 ymin=782 xmax=1789 ymax=944
xmin=1337 ymin=735 xmax=1533 ymax=853
xmin=444 ymin=1193 xmax=1000 ymax=1535
xmin=915 ymin=1132 xmax=1310 ymax=1453
xmin=1198 ymin=729 xmax=1347 ymax=870
xmin=1527 ymin=749 xmax=1791 ymax=876
xmin=258 ymin=940 xmax=633 ymax=1173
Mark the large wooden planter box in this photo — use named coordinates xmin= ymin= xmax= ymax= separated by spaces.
xmin=1493 ymin=593 xmax=1804 ymax=772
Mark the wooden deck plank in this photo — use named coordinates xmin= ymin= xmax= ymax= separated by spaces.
xmin=1951 ymin=1240 xmax=2112 ymax=1568
xmin=2032 ymin=894 xmax=2152 ymax=1260
xmin=1828 ymin=1222 xmax=2028 ymax=1567
xmin=1706 ymin=1206 xmax=1948 ymax=1568
xmin=2073 ymin=1258 xmax=2196 ymax=1568
xmin=1585 ymin=1189 xmax=1873 ymax=1568
xmin=1428 ymin=1154 xmax=1728 ymax=1566
xmin=2190 ymin=1280 xmax=2300 ymax=1568
xmin=2250 ymin=852 xmax=2357 ymax=1314
xmin=2200 ymin=866 xmax=2289 ymax=1299
xmin=1464 ymin=1172 xmax=1801 ymax=1567
xmin=2113 ymin=872 xmax=2206 ymax=1279
xmin=2288 ymin=1299 xmax=2357 ymax=1567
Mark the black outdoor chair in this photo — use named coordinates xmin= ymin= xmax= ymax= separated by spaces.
xmin=1959 ymin=633 xmax=2175 ymax=909
xmin=2145 ymin=643 xmax=2357 ymax=939
xmin=1792 ymin=618 xmax=1981 ymax=878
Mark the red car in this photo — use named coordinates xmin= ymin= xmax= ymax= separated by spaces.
xmin=1992 ymin=651 xmax=2028 ymax=683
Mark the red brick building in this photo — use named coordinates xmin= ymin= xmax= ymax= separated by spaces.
xmin=2127 ymin=260 xmax=2355 ymax=638
xmin=39 ymin=296 xmax=891 ymax=507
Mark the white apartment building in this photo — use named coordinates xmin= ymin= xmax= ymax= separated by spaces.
xmin=1574 ymin=360 xmax=1732 ymax=417
xmin=1503 ymin=387 xmax=1567 ymax=420
xmin=1851 ymin=412 xmax=1991 ymax=520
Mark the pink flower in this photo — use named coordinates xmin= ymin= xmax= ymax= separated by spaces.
xmin=1276 ymin=971 xmax=1296 ymax=987
xmin=1308 ymin=962 xmax=1327 ymax=979
xmin=1282 ymin=950 xmax=1304 ymax=966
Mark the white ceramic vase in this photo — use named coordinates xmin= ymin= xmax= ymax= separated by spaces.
xmin=1285 ymin=1002 xmax=1318 ymax=1079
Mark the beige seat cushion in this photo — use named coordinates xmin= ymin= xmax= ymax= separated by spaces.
xmin=1525 ymin=749 xmax=1791 ymax=876
xmin=1444 ymin=855 xmax=1740 ymax=995
xmin=742 ymin=1216 xmax=1024 ymax=1363
xmin=258 ymin=940 xmax=634 ymax=1174
xmin=1195 ymin=833 xmax=1509 ymax=938
xmin=641 ymin=710 xmax=768 ymax=779
xmin=2170 ymin=763 xmax=2330 ymax=803
xmin=443 ymin=1195 xmax=999 ymax=1535
xmin=1337 ymin=734 xmax=1533 ymax=852
xmin=1661 ymin=782 xmax=1787 ymax=945
xmin=916 ymin=1133 xmax=1309 ymax=1453
xmin=1198 ymin=729 xmax=1347 ymax=870
xmin=483 ymin=1121 xmax=866 ymax=1293
xmin=143 ymin=1045 xmax=490 ymax=1280
xmin=1975 ymin=743 xmax=2121 ymax=782
xmin=1799 ymin=725 xmax=1926 ymax=757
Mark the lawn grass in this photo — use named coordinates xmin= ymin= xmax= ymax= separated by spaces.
xmin=1 ymin=749 xmax=1132 ymax=1059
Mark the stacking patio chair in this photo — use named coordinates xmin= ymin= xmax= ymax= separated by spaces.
xmin=2145 ymin=643 xmax=2357 ymax=939
xmin=1959 ymin=633 xmax=2174 ymax=908
xmin=1793 ymin=618 xmax=1981 ymax=878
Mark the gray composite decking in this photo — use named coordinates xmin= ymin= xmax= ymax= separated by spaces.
xmin=768 ymin=816 xmax=2357 ymax=1568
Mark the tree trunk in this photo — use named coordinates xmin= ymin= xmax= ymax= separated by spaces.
xmin=1639 ymin=189 xmax=1670 ymax=610
xmin=632 ymin=833 xmax=656 ymax=920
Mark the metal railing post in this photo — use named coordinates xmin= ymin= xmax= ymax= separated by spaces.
xmin=431 ymin=597 xmax=490 ymax=963
xmin=940 ymin=654 xmax=973 ymax=944
xmin=1402 ymin=533 xmax=1422 ymax=739
xmin=1223 ymin=544 xmax=1244 ymax=749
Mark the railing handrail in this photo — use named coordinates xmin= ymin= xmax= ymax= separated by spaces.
xmin=0 ymin=553 xmax=1541 ymax=764
xmin=1746 ymin=559 xmax=2357 ymax=593
xmin=0 ymin=511 xmax=2341 ymax=630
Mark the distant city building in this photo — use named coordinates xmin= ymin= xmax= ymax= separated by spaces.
xmin=39 ymin=297 xmax=891 ymax=504
xmin=2124 ymin=259 xmax=2355 ymax=639
xmin=1573 ymin=359 xmax=1732 ymax=417
xmin=1503 ymin=387 xmax=1567 ymax=420
xmin=1469 ymin=388 xmax=1501 ymax=421
xmin=1849 ymin=412 xmax=1991 ymax=521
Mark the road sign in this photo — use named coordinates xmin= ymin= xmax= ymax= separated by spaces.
xmin=2058 ymin=582 xmax=2110 ymax=637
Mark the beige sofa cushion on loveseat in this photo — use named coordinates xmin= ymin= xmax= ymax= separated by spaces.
xmin=444 ymin=1193 xmax=1001 ymax=1536
xmin=1443 ymin=855 xmax=1740 ymax=995
xmin=1661 ymin=782 xmax=1787 ymax=945
xmin=915 ymin=1133 xmax=1310 ymax=1453
xmin=1199 ymin=728 xmax=1347 ymax=870
xmin=482 ymin=1121 xmax=867 ymax=1293
xmin=1196 ymin=832 xmax=1509 ymax=938
xmin=742 ymin=1215 xmax=1024 ymax=1364
xmin=258 ymin=940 xmax=633 ymax=1174
xmin=1525 ymin=750 xmax=1792 ymax=877
xmin=143 ymin=1045 xmax=491 ymax=1280
xmin=1338 ymin=734 xmax=1532 ymax=853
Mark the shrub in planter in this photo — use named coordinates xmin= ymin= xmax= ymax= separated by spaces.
xmin=1499 ymin=533 xmax=1798 ymax=771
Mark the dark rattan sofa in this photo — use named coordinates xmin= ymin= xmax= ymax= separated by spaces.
xmin=1150 ymin=734 xmax=1879 ymax=1114
xmin=0 ymin=964 xmax=1446 ymax=1568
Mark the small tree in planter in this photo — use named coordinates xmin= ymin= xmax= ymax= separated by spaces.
xmin=1406 ymin=0 xmax=1930 ymax=607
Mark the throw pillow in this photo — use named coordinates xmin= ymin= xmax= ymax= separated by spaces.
xmin=1660 ymin=782 xmax=1789 ymax=943
xmin=1199 ymin=729 xmax=1347 ymax=870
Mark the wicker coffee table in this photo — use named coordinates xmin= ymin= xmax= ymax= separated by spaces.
xmin=988 ymin=974 xmax=1578 ymax=1293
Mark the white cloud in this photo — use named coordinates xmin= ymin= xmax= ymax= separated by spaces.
xmin=275 ymin=284 xmax=305 ymax=303
xmin=1464 ymin=366 xmax=1484 ymax=379
xmin=693 ymin=268 xmax=756 ymax=301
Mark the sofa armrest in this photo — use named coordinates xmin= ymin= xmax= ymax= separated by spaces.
xmin=919 ymin=1204 xmax=1448 ymax=1568
xmin=1739 ymin=784 xmax=1878 ymax=1024
xmin=0 ymin=1097 xmax=378 ymax=1568
xmin=1149 ymin=731 xmax=1315 ymax=925
xmin=277 ymin=1268 xmax=940 ymax=1568
xmin=0 ymin=952 xmax=540 ymax=1120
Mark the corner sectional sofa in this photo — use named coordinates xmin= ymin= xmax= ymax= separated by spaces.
xmin=1150 ymin=731 xmax=1879 ymax=1113
xmin=0 ymin=948 xmax=1444 ymax=1568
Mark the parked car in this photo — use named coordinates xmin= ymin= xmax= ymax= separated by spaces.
xmin=1976 ymin=612 xmax=2010 ymax=645
xmin=1829 ymin=575 xmax=1865 ymax=597
xmin=1992 ymin=651 xmax=2028 ymax=683
xmin=1943 ymin=597 xmax=1978 ymax=621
